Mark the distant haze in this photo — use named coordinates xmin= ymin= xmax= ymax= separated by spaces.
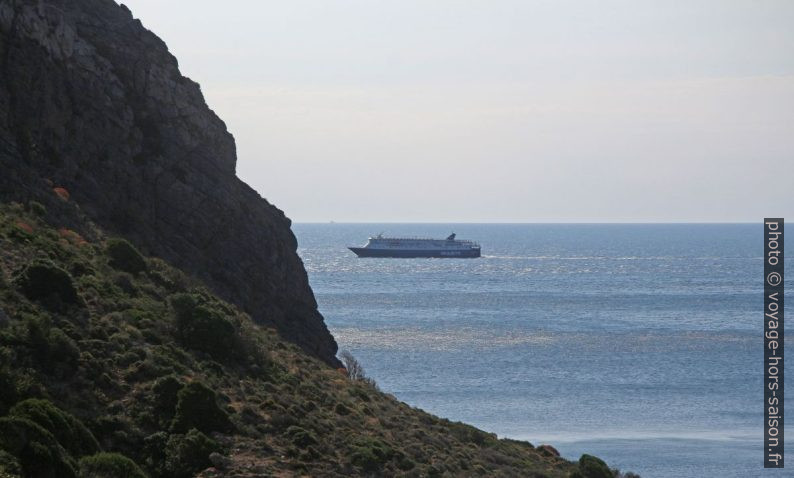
xmin=121 ymin=1 xmax=793 ymax=222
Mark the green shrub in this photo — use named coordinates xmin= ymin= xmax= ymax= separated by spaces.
xmin=146 ymin=259 xmax=188 ymax=293
xmin=148 ymin=346 xmax=190 ymax=374
xmin=267 ymin=411 xmax=298 ymax=432
xmin=69 ymin=260 xmax=94 ymax=278
xmin=115 ymin=350 xmax=142 ymax=368
xmin=28 ymin=201 xmax=46 ymax=217
xmin=396 ymin=454 xmax=415 ymax=471
xmin=286 ymin=426 xmax=317 ymax=448
xmin=13 ymin=261 xmax=80 ymax=311
xmin=111 ymin=272 xmax=137 ymax=295
xmin=577 ymin=454 xmax=613 ymax=478
xmin=349 ymin=437 xmax=394 ymax=472
xmin=349 ymin=386 xmax=371 ymax=402
xmin=427 ymin=465 xmax=443 ymax=477
xmin=152 ymin=375 xmax=183 ymax=416
xmin=170 ymin=294 xmax=237 ymax=359
xmin=142 ymin=432 xmax=168 ymax=476
xmin=0 ymin=366 xmax=20 ymax=416
xmin=9 ymin=399 xmax=99 ymax=458
xmin=18 ymin=317 xmax=79 ymax=372
xmin=46 ymin=328 xmax=80 ymax=368
xmin=124 ymin=356 xmax=174 ymax=382
xmin=0 ymin=449 xmax=21 ymax=477
xmin=164 ymin=429 xmax=220 ymax=478
xmin=448 ymin=421 xmax=492 ymax=447
xmin=106 ymin=239 xmax=147 ymax=274
xmin=78 ymin=452 xmax=146 ymax=478
xmin=171 ymin=382 xmax=232 ymax=434
xmin=22 ymin=314 xmax=50 ymax=359
xmin=0 ymin=417 xmax=77 ymax=478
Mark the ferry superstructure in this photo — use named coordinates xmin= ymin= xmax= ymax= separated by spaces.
xmin=348 ymin=233 xmax=481 ymax=258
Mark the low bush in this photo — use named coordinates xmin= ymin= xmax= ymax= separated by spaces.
xmin=78 ymin=452 xmax=147 ymax=478
xmin=0 ymin=367 xmax=19 ymax=416
xmin=396 ymin=454 xmax=415 ymax=471
xmin=267 ymin=411 xmax=298 ymax=432
xmin=69 ymin=260 xmax=94 ymax=278
xmin=286 ymin=426 xmax=317 ymax=448
xmin=146 ymin=258 xmax=189 ymax=293
xmin=448 ymin=421 xmax=491 ymax=446
xmin=170 ymin=381 xmax=232 ymax=434
xmin=152 ymin=375 xmax=183 ymax=417
xmin=170 ymin=293 xmax=237 ymax=360
xmin=575 ymin=454 xmax=613 ymax=478
xmin=124 ymin=357 xmax=174 ymax=382
xmin=164 ymin=429 xmax=221 ymax=478
xmin=349 ymin=437 xmax=394 ymax=472
xmin=0 ymin=416 xmax=77 ymax=478
xmin=9 ymin=399 xmax=99 ymax=458
xmin=111 ymin=272 xmax=137 ymax=295
xmin=13 ymin=261 xmax=80 ymax=311
xmin=19 ymin=317 xmax=79 ymax=372
xmin=141 ymin=432 xmax=168 ymax=476
xmin=0 ymin=449 xmax=21 ymax=477
xmin=106 ymin=239 xmax=147 ymax=274
xmin=46 ymin=328 xmax=80 ymax=369
xmin=28 ymin=201 xmax=46 ymax=217
xmin=349 ymin=386 xmax=371 ymax=403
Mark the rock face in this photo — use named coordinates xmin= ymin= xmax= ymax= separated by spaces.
xmin=0 ymin=0 xmax=339 ymax=365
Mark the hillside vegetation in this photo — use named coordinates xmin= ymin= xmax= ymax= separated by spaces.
xmin=0 ymin=201 xmax=625 ymax=478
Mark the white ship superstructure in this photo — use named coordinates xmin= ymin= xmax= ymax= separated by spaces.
xmin=349 ymin=233 xmax=481 ymax=258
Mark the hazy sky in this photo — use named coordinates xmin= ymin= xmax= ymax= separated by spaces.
xmin=121 ymin=1 xmax=793 ymax=222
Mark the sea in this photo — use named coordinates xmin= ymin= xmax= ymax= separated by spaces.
xmin=292 ymin=223 xmax=791 ymax=478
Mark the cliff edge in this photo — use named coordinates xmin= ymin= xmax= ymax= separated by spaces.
xmin=0 ymin=0 xmax=338 ymax=365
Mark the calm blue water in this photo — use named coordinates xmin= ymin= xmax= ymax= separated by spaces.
xmin=293 ymin=223 xmax=791 ymax=478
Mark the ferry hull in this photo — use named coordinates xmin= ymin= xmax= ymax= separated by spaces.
xmin=348 ymin=247 xmax=480 ymax=258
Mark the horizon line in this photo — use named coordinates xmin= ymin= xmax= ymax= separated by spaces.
xmin=292 ymin=220 xmax=762 ymax=225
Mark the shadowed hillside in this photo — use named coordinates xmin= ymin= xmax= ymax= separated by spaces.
xmin=0 ymin=203 xmax=628 ymax=478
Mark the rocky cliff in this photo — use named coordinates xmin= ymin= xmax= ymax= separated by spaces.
xmin=0 ymin=0 xmax=338 ymax=365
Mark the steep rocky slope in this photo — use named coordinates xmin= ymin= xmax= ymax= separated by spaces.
xmin=0 ymin=0 xmax=338 ymax=365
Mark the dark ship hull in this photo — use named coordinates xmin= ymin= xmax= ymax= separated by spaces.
xmin=348 ymin=247 xmax=481 ymax=258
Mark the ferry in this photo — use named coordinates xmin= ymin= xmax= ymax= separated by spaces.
xmin=348 ymin=233 xmax=481 ymax=258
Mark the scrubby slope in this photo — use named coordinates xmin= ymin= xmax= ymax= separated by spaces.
xmin=0 ymin=202 xmax=622 ymax=478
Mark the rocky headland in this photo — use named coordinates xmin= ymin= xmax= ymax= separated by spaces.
xmin=0 ymin=1 xmax=630 ymax=477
